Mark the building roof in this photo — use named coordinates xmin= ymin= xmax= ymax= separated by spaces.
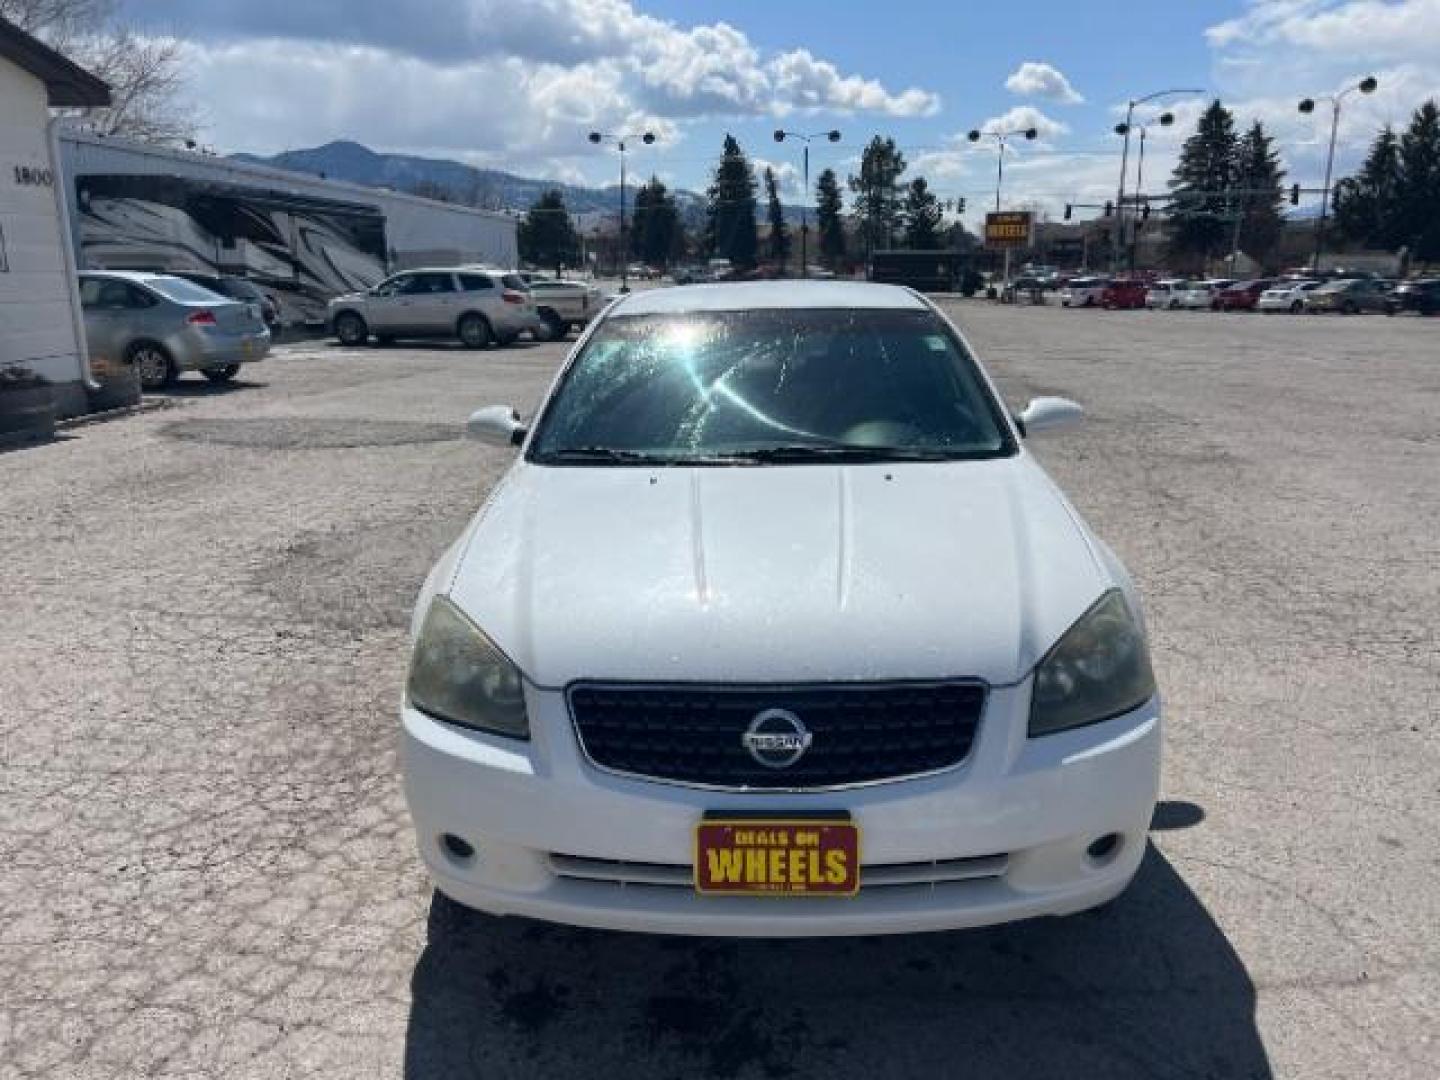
xmin=611 ymin=281 xmax=929 ymax=316
xmin=0 ymin=17 xmax=110 ymax=107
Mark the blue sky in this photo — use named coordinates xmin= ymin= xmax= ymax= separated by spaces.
xmin=128 ymin=0 xmax=1440 ymax=229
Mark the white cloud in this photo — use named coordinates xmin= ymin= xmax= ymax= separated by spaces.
xmin=1205 ymin=0 xmax=1440 ymax=57
xmin=156 ymin=0 xmax=938 ymax=170
xmin=1201 ymin=1 xmax=1440 ymax=186
xmin=751 ymin=157 xmax=804 ymax=199
xmin=976 ymin=106 xmax=1070 ymax=142
xmin=1004 ymin=61 xmax=1084 ymax=104
xmin=767 ymin=50 xmax=939 ymax=118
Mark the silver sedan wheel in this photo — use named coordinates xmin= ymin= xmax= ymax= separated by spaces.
xmin=132 ymin=345 xmax=172 ymax=390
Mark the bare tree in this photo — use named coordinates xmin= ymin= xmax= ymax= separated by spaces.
xmin=1 ymin=0 xmax=195 ymax=144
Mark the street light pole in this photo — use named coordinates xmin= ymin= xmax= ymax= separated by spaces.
xmin=773 ymin=129 xmax=841 ymax=277
xmin=1112 ymin=88 xmax=1201 ymax=272
xmin=1299 ymin=76 xmax=1376 ymax=274
xmin=1112 ymin=112 xmax=1174 ymax=272
xmin=588 ymin=129 xmax=656 ymax=292
xmin=967 ymin=125 xmax=1037 ymax=285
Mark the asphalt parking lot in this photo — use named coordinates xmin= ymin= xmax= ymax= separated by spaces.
xmin=2 ymin=302 xmax=1436 ymax=1078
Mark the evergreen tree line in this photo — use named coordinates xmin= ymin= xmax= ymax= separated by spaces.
xmin=1165 ymin=101 xmax=1289 ymax=268
xmin=1331 ymin=101 xmax=1440 ymax=264
xmin=1162 ymin=95 xmax=1440 ymax=269
xmin=517 ymin=132 xmax=963 ymax=272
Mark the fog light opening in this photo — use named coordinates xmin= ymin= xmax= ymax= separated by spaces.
xmin=1086 ymin=833 xmax=1122 ymax=866
xmin=440 ymin=832 xmax=476 ymax=865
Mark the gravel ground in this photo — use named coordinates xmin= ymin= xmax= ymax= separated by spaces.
xmin=2 ymin=303 xmax=1436 ymax=1079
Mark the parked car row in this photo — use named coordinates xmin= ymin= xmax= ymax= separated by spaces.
xmin=1052 ymin=273 xmax=1438 ymax=316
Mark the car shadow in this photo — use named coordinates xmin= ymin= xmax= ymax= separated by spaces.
xmin=402 ymin=826 xmax=1269 ymax=1078
xmin=145 ymin=379 xmax=268 ymax=398
xmin=334 ymin=339 xmax=554 ymax=353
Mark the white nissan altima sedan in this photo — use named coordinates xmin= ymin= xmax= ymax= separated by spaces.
xmin=401 ymin=281 xmax=1161 ymax=936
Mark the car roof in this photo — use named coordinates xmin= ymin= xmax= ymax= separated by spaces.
xmin=81 ymin=270 xmax=181 ymax=285
xmin=609 ymin=281 xmax=929 ymax=316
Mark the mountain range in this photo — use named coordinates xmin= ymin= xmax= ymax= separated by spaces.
xmin=229 ymin=139 xmax=797 ymax=225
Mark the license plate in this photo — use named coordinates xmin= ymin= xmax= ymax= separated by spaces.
xmin=695 ymin=817 xmax=860 ymax=896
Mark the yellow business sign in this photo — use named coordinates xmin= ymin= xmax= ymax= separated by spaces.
xmin=985 ymin=211 xmax=1032 ymax=249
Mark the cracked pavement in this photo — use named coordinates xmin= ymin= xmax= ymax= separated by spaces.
xmin=1 ymin=304 xmax=1436 ymax=1077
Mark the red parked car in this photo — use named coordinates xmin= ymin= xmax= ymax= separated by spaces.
xmin=1100 ymin=280 xmax=1147 ymax=309
xmin=1215 ymin=279 xmax=1276 ymax=311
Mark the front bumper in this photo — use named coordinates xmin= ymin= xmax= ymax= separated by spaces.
xmin=401 ymin=684 xmax=1162 ymax=936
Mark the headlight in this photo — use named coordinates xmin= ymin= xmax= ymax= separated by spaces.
xmin=1029 ymin=589 xmax=1156 ymax=736
xmin=407 ymin=596 xmax=529 ymax=738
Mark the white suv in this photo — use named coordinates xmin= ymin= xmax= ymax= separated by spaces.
xmin=327 ymin=268 xmax=539 ymax=347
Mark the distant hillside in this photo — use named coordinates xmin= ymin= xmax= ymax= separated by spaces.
xmin=229 ymin=139 xmax=801 ymax=227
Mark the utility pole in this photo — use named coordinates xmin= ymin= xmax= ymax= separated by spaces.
xmin=1299 ymin=76 xmax=1377 ymax=273
xmin=1112 ymin=88 xmax=1201 ymax=272
xmin=588 ymin=129 xmax=656 ymax=292
xmin=774 ymin=129 xmax=841 ymax=277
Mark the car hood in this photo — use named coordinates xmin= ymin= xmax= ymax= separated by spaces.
xmin=445 ymin=456 xmax=1112 ymax=688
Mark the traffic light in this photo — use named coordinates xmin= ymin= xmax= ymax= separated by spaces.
xmin=1064 ymin=203 xmax=1073 ymax=220
xmin=1103 ymin=201 xmax=1113 ymax=217
xmin=1290 ymin=183 xmax=1301 ymax=205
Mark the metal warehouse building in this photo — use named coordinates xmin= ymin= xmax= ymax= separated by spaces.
xmin=59 ymin=132 xmax=519 ymax=326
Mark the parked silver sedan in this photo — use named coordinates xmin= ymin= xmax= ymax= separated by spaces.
xmin=80 ymin=271 xmax=271 ymax=390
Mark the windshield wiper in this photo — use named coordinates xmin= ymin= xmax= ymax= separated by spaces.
xmin=538 ymin=446 xmax=668 ymax=464
xmin=722 ymin=444 xmax=960 ymax=463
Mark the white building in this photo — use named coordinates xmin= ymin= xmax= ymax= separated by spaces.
xmin=0 ymin=19 xmax=109 ymax=417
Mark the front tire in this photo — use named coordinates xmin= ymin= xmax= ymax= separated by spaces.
xmin=1343 ymin=300 xmax=1359 ymax=315
xmin=129 ymin=342 xmax=175 ymax=390
xmin=334 ymin=311 xmax=368 ymax=346
xmin=1290 ymin=300 xmax=1304 ymax=313
xmin=457 ymin=313 xmax=492 ymax=349
xmin=535 ymin=309 xmax=566 ymax=342
xmin=204 ymin=364 xmax=240 ymax=384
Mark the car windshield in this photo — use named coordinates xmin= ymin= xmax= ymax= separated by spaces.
xmin=528 ymin=308 xmax=1014 ymax=465
xmin=146 ymin=276 xmax=228 ymax=304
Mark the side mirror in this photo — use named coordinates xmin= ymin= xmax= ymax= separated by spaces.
xmin=1016 ymin=396 xmax=1084 ymax=437
xmin=465 ymin=405 xmax=527 ymax=448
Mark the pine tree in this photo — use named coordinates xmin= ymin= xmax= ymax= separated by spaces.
xmin=1333 ymin=125 xmax=1402 ymax=249
xmin=706 ymin=134 xmax=759 ymax=267
xmin=902 ymin=176 xmax=944 ymax=249
xmin=1167 ymin=100 xmax=1239 ymax=268
xmin=517 ymin=190 xmax=579 ymax=274
xmin=631 ymin=176 xmax=681 ymax=268
xmin=1396 ymin=100 xmax=1440 ymax=264
xmin=1234 ymin=121 xmax=1286 ymax=268
xmin=764 ymin=167 xmax=791 ymax=267
xmin=815 ymin=168 xmax=846 ymax=266
xmin=849 ymin=136 xmax=907 ymax=256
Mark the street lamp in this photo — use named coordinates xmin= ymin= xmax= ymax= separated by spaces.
xmin=1112 ymin=111 xmax=1174 ymax=271
xmin=1113 ymin=88 xmax=1202 ymax=270
xmin=773 ymin=128 xmax=841 ymax=277
xmin=587 ymin=129 xmax=656 ymax=292
xmin=967 ymin=125 xmax=1036 ymax=285
xmin=1298 ymin=75 xmax=1377 ymax=273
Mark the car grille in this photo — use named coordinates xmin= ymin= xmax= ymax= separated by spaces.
xmin=568 ymin=681 xmax=986 ymax=789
